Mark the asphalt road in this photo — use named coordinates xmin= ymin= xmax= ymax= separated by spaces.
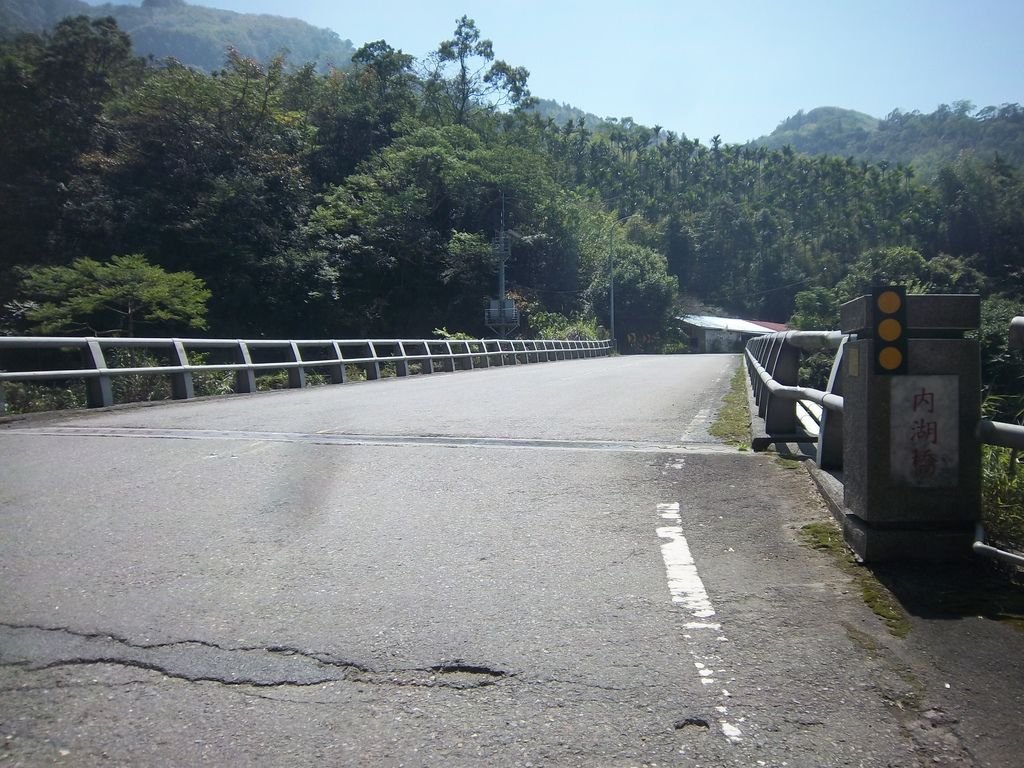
xmin=1 ymin=354 xmax=1022 ymax=766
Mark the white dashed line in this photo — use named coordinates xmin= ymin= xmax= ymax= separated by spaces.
xmin=655 ymin=499 xmax=744 ymax=744
xmin=680 ymin=407 xmax=716 ymax=442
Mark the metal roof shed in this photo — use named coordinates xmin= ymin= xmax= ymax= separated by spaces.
xmin=678 ymin=314 xmax=774 ymax=353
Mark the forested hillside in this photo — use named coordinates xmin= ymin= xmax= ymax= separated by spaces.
xmin=756 ymin=103 xmax=1024 ymax=180
xmin=528 ymin=98 xmax=606 ymax=131
xmin=1 ymin=15 xmax=1022 ymax=399
xmin=0 ymin=0 xmax=355 ymax=71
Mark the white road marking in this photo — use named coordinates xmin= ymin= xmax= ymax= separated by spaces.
xmin=680 ymin=407 xmax=716 ymax=442
xmin=657 ymin=526 xmax=716 ymax=618
xmin=721 ymin=721 xmax=744 ymax=742
xmin=656 ymin=499 xmax=744 ymax=745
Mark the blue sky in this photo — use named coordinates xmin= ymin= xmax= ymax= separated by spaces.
xmin=110 ymin=1 xmax=1024 ymax=143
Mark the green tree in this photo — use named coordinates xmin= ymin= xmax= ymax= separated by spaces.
xmin=17 ymin=254 xmax=210 ymax=336
xmin=59 ymin=51 xmax=314 ymax=335
xmin=976 ymin=294 xmax=1024 ymax=408
xmin=422 ymin=16 xmax=531 ymax=126
xmin=299 ymin=41 xmax=416 ymax=186
xmin=789 ymin=286 xmax=840 ymax=330
xmin=304 ymin=123 xmax=583 ymax=336
xmin=586 ymin=240 xmax=678 ymax=353
xmin=834 ymin=246 xmax=931 ymax=302
xmin=0 ymin=17 xmax=144 ymax=292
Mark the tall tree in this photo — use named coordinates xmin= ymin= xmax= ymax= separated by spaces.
xmin=422 ymin=16 xmax=531 ymax=127
xmin=299 ymin=40 xmax=416 ymax=187
xmin=0 ymin=16 xmax=143 ymax=296
xmin=59 ymin=51 xmax=315 ymax=335
xmin=16 ymin=253 xmax=210 ymax=337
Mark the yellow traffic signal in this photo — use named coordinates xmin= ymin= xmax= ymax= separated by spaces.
xmin=872 ymin=286 xmax=907 ymax=374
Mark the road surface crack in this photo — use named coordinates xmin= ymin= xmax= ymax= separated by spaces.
xmin=0 ymin=623 xmax=512 ymax=691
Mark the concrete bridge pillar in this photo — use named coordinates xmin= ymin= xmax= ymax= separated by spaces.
xmin=839 ymin=290 xmax=981 ymax=562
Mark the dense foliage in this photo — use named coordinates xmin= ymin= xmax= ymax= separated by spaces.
xmin=1 ymin=15 xmax=1022 ymax=371
xmin=755 ymin=103 xmax=1024 ymax=181
xmin=16 ymin=253 xmax=210 ymax=336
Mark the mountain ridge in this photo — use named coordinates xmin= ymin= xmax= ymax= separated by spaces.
xmin=0 ymin=0 xmax=355 ymax=72
xmin=750 ymin=103 xmax=1024 ymax=178
xmin=5 ymin=2 xmax=1023 ymax=177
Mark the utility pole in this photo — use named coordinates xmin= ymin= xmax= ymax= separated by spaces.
xmin=484 ymin=192 xmax=520 ymax=338
xmin=607 ymin=212 xmax=641 ymax=351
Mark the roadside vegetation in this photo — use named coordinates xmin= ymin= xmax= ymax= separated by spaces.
xmin=981 ymin=442 xmax=1024 ymax=553
xmin=980 ymin=396 xmax=1024 ymax=554
xmin=708 ymin=363 xmax=751 ymax=449
xmin=800 ymin=521 xmax=911 ymax=637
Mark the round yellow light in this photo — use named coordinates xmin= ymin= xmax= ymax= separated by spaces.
xmin=877 ymin=290 xmax=902 ymax=314
xmin=878 ymin=346 xmax=904 ymax=370
xmin=878 ymin=317 xmax=902 ymax=342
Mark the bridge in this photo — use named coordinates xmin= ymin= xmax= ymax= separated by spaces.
xmin=1 ymin=325 xmax=1023 ymax=764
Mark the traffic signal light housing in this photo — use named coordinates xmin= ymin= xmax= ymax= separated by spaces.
xmin=872 ymin=286 xmax=907 ymax=374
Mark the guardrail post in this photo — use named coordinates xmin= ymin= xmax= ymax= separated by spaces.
xmin=489 ymin=341 xmax=503 ymax=366
xmin=328 ymin=342 xmax=347 ymax=384
xmin=1010 ymin=316 xmax=1024 ymax=349
xmin=286 ymin=343 xmax=306 ymax=388
xmin=395 ymin=342 xmax=410 ymax=377
xmin=170 ymin=340 xmax=194 ymax=400
xmin=441 ymin=342 xmax=456 ymax=372
xmin=234 ymin=341 xmax=256 ymax=394
xmin=763 ymin=339 xmax=799 ymax=435
xmin=839 ymin=291 xmax=981 ymax=562
xmin=82 ymin=339 xmax=113 ymax=408
xmin=816 ymin=337 xmax=846 ymax=470
xmin=417 ymin=342 xmax=433 ymax=374
xmin=750 ymin=338 xmax=768 ymax=406
xmin=365 ymin=342 xmax=381 ymax=380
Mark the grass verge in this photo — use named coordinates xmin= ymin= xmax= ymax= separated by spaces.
xmin=800 ymin=520 xmax=912 ymax=637
xmin=709 ymin=363 xmax=752 ymax=450
xmin=981 ymin=444 xmax=1024 ymax=555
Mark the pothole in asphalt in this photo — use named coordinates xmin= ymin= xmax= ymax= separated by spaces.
xmin=429 ymin=662 xmax=508 ymax=678
xmin=418 ymin=662 xmax=511 ymax=689
xmin=674 ymin=716 xmax=711 ymax=731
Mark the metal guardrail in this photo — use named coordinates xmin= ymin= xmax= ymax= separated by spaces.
xmin=977 ymin=419 xmax=1024 ymax=452
xmin=0 ymin=336 xmax=611 ymax=411
xmin=974 ymin=316 xmax=1024 ymax=565
xmin=1010 ymin=316 xmax=1024 ymax=350
xmin=744 ymin=330 xmax=846 ymax=468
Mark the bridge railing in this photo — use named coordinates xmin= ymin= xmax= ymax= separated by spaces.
xmin=0 ymin=336 xmax=612 ymax=412
xmin=973 ymin=315 xmax=1024 ymax=566
xmin=745 ymin=330 xmax=847 ymax=469
xmin=746 ymin=310 xmax=1024 ymax=565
